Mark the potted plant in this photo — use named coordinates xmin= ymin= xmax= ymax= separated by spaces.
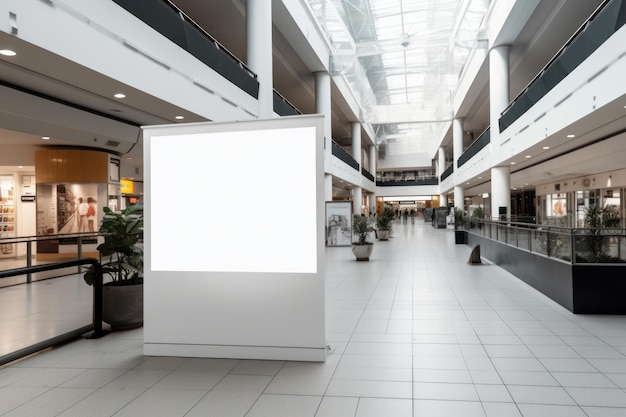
xmin=577 ymin=203 xmax=622 ymax=263
xmin=83 ymin=203 xmax=144 ymax=330
xmin=375 ymin=205 xmax=394 ymax=240
xmin=351 ymin=214 xmax=374 ymax=261
xmin=453 ymin=208 xmax=468 ymax=244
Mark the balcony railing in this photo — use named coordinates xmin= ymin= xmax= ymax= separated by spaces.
xmin=440 ymin=164 xmax=454 ymax=182
xmin=331 ymin=140 xmax=359 ymax=171
xmin=376 ymin=177 xmax=438 ymax=187
xmin=458 ymin=127 xmax=490 ymax=167
xmin=499 ymin=0 xmax=626 ymax=132
xmin=361 ymin=167 xmax=375 ymax=182
xmin=113 ymin=0 xmax=259 ymax=98
xmin=465 ymin=219 xmax=626 ymax=264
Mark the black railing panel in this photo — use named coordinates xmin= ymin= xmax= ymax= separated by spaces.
xmin=113 ymin=0 xmax=259 ymax=98
xmin=273 ymin=91 xmax=301 ymax=116
xmin=362 ymin=168 xmax=375 ymax=182
xmin=440 ymin=164 xmax=454 ymax=182
xmin=499 ymin=0 xmax=626 ymax=132
xmin=377 ymin=178 xmax=438 ymax=186
xmin=331 ymin=141 xmax=359 ymax=171
xmin=458 ymin=127 xmax=490 ymax=167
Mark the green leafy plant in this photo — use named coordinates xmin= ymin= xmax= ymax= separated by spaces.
xmin=471 ymin=206 xmax=484 ymax=219
xmin=453 ymin=208 xmax=465 ymax=229
xmin=578 ymin=203 xmax=623 ymax=263
xmin=376 ymin=205 xmax=395 ymax=231
xmin=352 ymin=214 xmax=373 ymax=245
xmin=83 ymin=204 xmax=143 ymax=286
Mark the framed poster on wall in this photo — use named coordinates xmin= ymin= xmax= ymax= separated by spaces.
xmin=326 ymin=201 xmax=352 ymax=247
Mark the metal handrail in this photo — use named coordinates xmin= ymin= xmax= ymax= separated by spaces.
xmin=0 ymin=232 xmax=98 ymax=283
xmin=465 ymin=218 xmax=626 ymax=264
xmin=0 ymin=258 xmax=106 ymax=366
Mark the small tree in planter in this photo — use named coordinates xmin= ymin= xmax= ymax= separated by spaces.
xmin=376 ymin=205 xmax=395 ymax=240
xmin=351 ymin=214 xmax=374 ymax=261
xmin=577 ymin=203 xmax=623 ymax=263
xmin=83 ymin=204 xmax=144 ymax=329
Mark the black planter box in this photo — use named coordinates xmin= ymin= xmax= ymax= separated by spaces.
xmin=455 ymin=230 xmax=468 ymax=244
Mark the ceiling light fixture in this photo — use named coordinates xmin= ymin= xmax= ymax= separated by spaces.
xmin=510 ymin=162 xmax=516 ymax=165
xmin=42 ymin=136 xmax=50 ymax=140
xmin=543 ymin=146 xmax=550 ymax=150
xmin=113 ymin=93 xmax=126 ymax=99
xmin=0 ymin=49 xmax=16 ymax=56
xmin=525 ymin=155 xmax=531 ymax=159
xmin=567 ymin=134 xmax=575 ymax=138
xmin=175 ymin=116 xmax=184 ymax=120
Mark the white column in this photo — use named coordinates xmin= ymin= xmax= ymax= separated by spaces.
xmin=369 ymin=194 xmax=377 ymax=216
xmin=491 ymin=167 xmax=510 ymax=220
xmin=489 ymin=45 xmax=510 ymax=148
xmin=452 ymin=118 xmax=464 ymax=169
xmin=438 ymin=147 xmax=446 ymax=178
xmin=440 ymin=194 xmax=448 ymax=209
xmin=454 ymin=186 xmax=464 ymax=212
xmin=368 ymin=145 xmax=377 ymax=215
xmin=246 ymin=0 xmax=273 ymax=118
xmin=438 ymin=147 xmax=448 ymax=209
xmin=353 ymin=187 xmax=363 ymax=216
xmin=315 ymin=71 xmax=332 ymax=164
xmin=324 ymin=174 xmax=333 ymax=201
xmin=352 ymin=122 xmax=361 ymax=166
xmin=369 ymin=145 xmax=376 ymax=174
xmin=489 ymin=45 xmax=511 ymax=220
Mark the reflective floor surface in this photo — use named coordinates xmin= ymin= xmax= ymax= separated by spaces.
xmin=1 ymin=219 xmax=626 ymax=416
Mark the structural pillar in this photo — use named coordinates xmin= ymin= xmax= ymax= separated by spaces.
xmin=369 ymin=145 xmax=376 ymax=174
xmin=438 ymin=146 xmax=448 ymax=207
xmin=351 ymin=121 xmax=363 ymax=215
xmin=315 ymin=71 xmax=332 ymax=200
xmin=491 ymin=167 xmax=511 ymax=220
xmin=353 ymin=187 xmax=362 ymax=216
xmin=489 ymin=45 xmax=511 ymax=220
xmin=489 ymin=45 xmax=510 ymax=144
xmin=369 ymin=194 xmax=376 ymax=216
xmin=246 ymin=0 xmax=273 ymax=118
xmin=452 ymin=118 xmax=464 ymax=169
xmin=454 ymin=186 xmax=464 ymax=213
xmin=324 ymin=174 xmax=332 ymax=201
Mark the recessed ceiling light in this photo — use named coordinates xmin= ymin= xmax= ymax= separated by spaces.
xmin=543 ymin=146 xmax=550 ymax=150
xmin=113 ymin=93 xmax=126 ymax=99
xmin=42 ymin=136 xmax=50 ymax=140
xmin=126 ymin=157 xmax=134 ymax=160
xmin=0 ymin=49 xmax=16 ymax=56
xmin=525 ymin=155 xmax=531 ymax=158
xmin=17 ymin=166 xmax=23 ymax=169
xmin=510 ymin=162 xmax=516 ymax=165
xmin=175 ymin=115 xmax=184 ymax=120
xmin=567 ymin=134 xmax=575 ymax=138
xmin=478 ymin=176 xmax=482 ymax=179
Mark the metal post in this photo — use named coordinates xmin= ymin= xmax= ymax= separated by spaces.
xmin=77 ymin=236 xmax=83 ymax=273
xmin=89 ymin=260 xmax=106 ymax=339
xmin=26 ymin=241 xmax=32 ymax=284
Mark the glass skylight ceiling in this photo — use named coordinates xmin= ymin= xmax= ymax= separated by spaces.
xmin=308 ymin=0 xmax=488 ymax=159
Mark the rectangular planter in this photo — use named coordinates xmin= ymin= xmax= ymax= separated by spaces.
xmin=468 ymin=233 xmax=626 ymax=314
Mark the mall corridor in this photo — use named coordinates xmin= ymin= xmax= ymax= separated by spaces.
xmin=1 ymin=219 xmax=626 ymax=416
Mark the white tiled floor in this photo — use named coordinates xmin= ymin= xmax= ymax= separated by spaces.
xmin=1 ymin=219 xmax=626 ymax=416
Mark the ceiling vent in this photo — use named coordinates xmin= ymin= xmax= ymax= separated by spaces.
xmin=105 ymin=140 xmax=121 ymax=147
